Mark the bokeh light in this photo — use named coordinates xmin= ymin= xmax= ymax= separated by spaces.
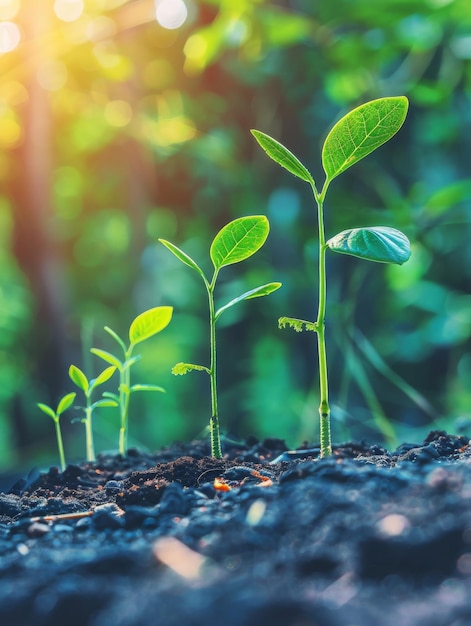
xmin=0 ymin=0 xmax=19 ymax=21
xmin=0 ymin=21 xmax=20 ymax=53
xmin=155 ymin=0 xmax=188 ymax=30
xmin=54 ymin=0 xmax=84 ymax=23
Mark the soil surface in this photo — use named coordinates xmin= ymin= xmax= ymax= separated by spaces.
xmin=2 ymin=430 xmax=471 ymax=626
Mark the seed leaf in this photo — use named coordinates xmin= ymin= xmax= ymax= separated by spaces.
xmin=210 ymin=216 xmax=269 ymax=270
xmin=37 ymin=402 xmax=57 ymax=420
xmin=69 ymin=365 xmax=89 ymax=393
xmin=90 ymin=348 xmax=122 ymax=369
xmin=56 ymin=392 xmax=77 ymax=415
xmin=129 ymin=306 xmax=173 ymax=346
xmin=172 ymin=362 xmax=211 ymax=376
xmin=322 ymin=96 xmax=409 ymax=181
xmin=159 ymin=239 xmax=205 ymax=278
xmin=326 ymin=226 xmax=411 ymax=264
xmin=92 ymin=399 xmax=119 ymax=409
xmin=90 ymin=366 xmax=117 ymax=391
xmin=215 ymin=282 xmax=282 ymax=322
xmin=251 ymin=130 xmax=313 ymax=183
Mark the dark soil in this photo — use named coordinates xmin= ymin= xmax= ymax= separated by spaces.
xmin=2 ymin=430 xmax=471 ymax=626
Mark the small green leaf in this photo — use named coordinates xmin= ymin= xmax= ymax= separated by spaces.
xmin=91 ymin=399 xmax=119 ymax=409
xmin=326 ymin=226 xmax=411 ymax=265
xmin=278 ymin=317 xmax=318 ymax=332
xmin=102 ymin=391 xmax=120 ymax=403
xmin=215 ymin=282 xmax=282 ymax=321
xmin=129 ymin=306 xmax=173 ymax=346
xmin=90 ymin=366 xmax=117 ymax=391
xmin=37 ymin=402 xmax=57 ymax=420
xmin=69 ymin=365 xmax=89 ymax=393
xmin=159 ymin=239 xmax=206 ymax=278
xmin=172 ymin=362 xmax=210 ymax=376
xmin=322 ymin=96 xmax=409 ymax=181
xmin=104 ymin=326 xmax=127 ymax=354
xmin=210 ymin=216 xmax=270 ymax=270
xmin=130 ymin=384 xmax=165 ymax=393
xmin=251 ymin=130 xmax=313 ymax=183
xmin=91 ymin=348 xmax=122 ymax=369
xmin=56 ymin=392 xmax=77 ymax=415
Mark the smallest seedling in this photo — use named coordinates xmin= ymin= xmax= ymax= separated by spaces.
xmin=69 ymin=364 xmax=118 ymax=462
xmin=37 ymin=392 xmax=76 ymax=472
xmin=91 ymin=305 xmax=173 ymax=456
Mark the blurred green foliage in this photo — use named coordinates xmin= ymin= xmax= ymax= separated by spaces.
xmin=1 ymin=0 xmax=471 ymax=472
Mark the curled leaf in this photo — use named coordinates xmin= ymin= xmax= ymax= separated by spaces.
xmin=172 ymin=363 xmax=210 ymax=376
xmin=215 ymin=282 xmax=282 ymax=321
xmin=278 ymin=317 xmax=318 ymax=333
xmin=326 ymin=226 xmax=411 ymax=265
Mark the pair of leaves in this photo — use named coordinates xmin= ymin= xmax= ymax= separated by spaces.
xmin=251 ymin=96 xmax=411 ymax=266
xmin=69 ymin=364 xmax=116 ymax=396
xmin=37 ymin=392 xmax=77 ymax=422
xmin=159 ymin=216 xmax=282 ymax=320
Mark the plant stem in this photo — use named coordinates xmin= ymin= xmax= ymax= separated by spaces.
xmin=119 ymin=361 xmax=131 ymax=456
xmin=207 ymin=274 xmax=222 ymax=458
xmin=55 ymin=420 xmax=66 ymax=472
xmin=313 ymin=182 xmax=332 ymax=457
xmin=85 ymin=405 xmax=95 ymax=462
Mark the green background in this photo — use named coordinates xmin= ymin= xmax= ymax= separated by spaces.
xmin=1 ymin=0 xmax=471 ymax=473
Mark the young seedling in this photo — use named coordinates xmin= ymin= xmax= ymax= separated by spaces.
xmin=252 ymin=96 xmax=411 ymax=457
xmin=68 ymin=364 xmax=118 ymax=462
xmin=91 ymin=306 xmax=173 ymax=456
xmin=37 ymin=392 xmax=76 ymax=471
xmin=159 ymin=215 xmax=281 ymax=459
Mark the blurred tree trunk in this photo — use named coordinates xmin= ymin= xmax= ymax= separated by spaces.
xmin=11 ymin=3 xmax=70 ymax=414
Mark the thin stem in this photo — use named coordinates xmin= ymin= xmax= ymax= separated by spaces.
xmin=313 ymin=181 xmax=332 ymax=457
xmin=119 ymin=361 xmax=131 ymax=456
xmin=55 ymin=419 xmax=66 ymax=472
xmin=85 ymin=405 xmax=95 ymax=462
xmin=206 ymin=272 xmax=222 ymax=458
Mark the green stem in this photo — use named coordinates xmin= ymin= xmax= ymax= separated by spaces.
xmin=55 ymin=419 xmax=66 ymax=472
xmin=119 ymin=362 xmax=131 ymax=456
xmin=85 ymin=404 xmax=95 ymax=462
xmin=313 ymin=182 xmax=332 ymax=457
xmin=207 ymin=273 xmax=222 ymax=458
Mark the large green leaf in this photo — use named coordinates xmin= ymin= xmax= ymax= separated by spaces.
xmin=251 ymin=130 xmax=313 ymax=183
xmin=215 ymin=282 xmax=282 ymax=322
xmin=326 ymin=226 xmax=411 ymax=265
xmin=158 ymin=239 xmax=205 ymax=278
xmin=322 ymin=96 xmax=408 ymax=181
xmin=210 ymin=216 xmax=269 ymax=270
xmin=129 ymin=306 xmax=173 ymax=346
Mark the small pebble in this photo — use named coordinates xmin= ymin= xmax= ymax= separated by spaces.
xmin=27 ymin=522 xmax=50 ymax=538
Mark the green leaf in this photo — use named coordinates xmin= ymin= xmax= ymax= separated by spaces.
xmin=326 ymin=226 xmax=411 ymax=265
xmin=102 ymin=391 xmax=120 ymax=403
xmin=91 ymin=348 xmax=122 ymax=369
xmin=104 ymin=326 xmax=127 ymax=354
xmin=215 ymin=282 xmax=282 ymax=321
xmin=159 ymin=239 xmax=206 ymax=278
xmin=90 ymin=366 xmax=117 ymax=391
xmin=251 ymin=130 xmax=313 ymax=183
xmin=322 ymin=96 xmax=409 ymax=181
xmin=278 ymin=317 xmax=318 ymax=332
xmin=37 ymin=402 xmax=57 ymax=420
xmin=56 ymin=392 xmax=77 ymax=415
xmin=130 ymin=384 xmax=165 ymax=393
xmin=210 ymin=216 xmax=270 ymax=270
xmin=129 ymin=306 xmax=173 ymax=346
xmin=91 ymin=399 xmax=119 ymax=409
xmin=69 ymin=365 xmax=89 ymax=393
xmin=172 ymin=362 xmax=210 ymax=376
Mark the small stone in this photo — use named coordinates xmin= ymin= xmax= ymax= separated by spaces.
xmin=27 ymin=522 xmax=50 ymax=537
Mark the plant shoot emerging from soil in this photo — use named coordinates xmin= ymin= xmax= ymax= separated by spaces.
xmin=37 ymin=392 xmax=76 ymax=471
xmin=69 ymin=364 xmax=118 ymax=462
xmin=252 ymin=96 xmax=411 ymax=457
xmin=159 ymin=216 xmax=281 ymax=458
xmin=91 ymin=306 xmax=173 ymax=456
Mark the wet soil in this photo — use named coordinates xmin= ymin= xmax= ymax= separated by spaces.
xmin=2 ymin=430 xmax=471 ymax=626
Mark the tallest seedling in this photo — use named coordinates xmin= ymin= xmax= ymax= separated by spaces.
xmin=252 ymin=96 xmax=411 ymax=457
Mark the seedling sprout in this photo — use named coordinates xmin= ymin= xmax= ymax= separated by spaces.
xmin=37 ymin=392 xmax=76 ymax=471
xmin=252 ymin=96 xmax=411 ymax=457
xmin=159 ymin=215 xmax=281 ymax=458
